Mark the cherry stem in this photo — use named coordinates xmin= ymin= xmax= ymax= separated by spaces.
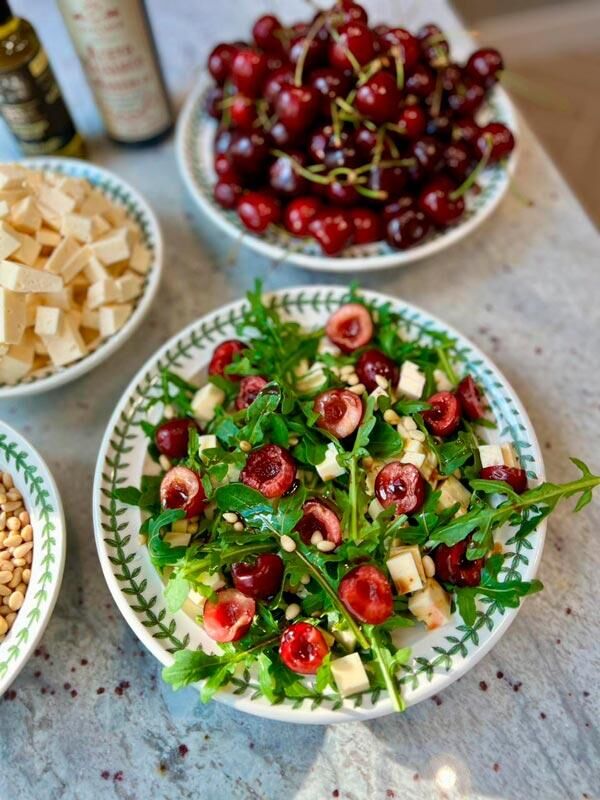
xmin=294 ymin=12 xmax=327 ymax=88
xmin=270 ymin=149 xmax=332 ymax=185
xmin=327 ymin=22 xmax=362 ymax=76
xmin=450 ymin=134 xmax=493 ymax=200
xmin=390 ymin=47 xmax=405 ymax=90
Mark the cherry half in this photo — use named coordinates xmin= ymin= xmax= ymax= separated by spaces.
xmin=209 ymin=339 xmax=247 ymax=380
xmin=203 ymin=588 xmax=256 ymax=642
xmin=314 ymin=389 xmax=364 ymax=439
xmin=279 ymin=622 xmax=329 ymax=674
xmin=231 ymin=553 xmax=285 ymax=600
xmin=295 ymin=499 xmax=343 ymax=547
xmin=160 ymin=466 xmax=207 ymax=518
xmin=155 ymin=418 xmax=199 ymax=460
xmin=433 ymin=537 xmax=484 ymax=587
xmin=456 ymin=375 xmax=486 ymax=421
xmin=235 ymin=376 xmax=268 ymax=410
xmin=356 ymin=348 xmax=399 ymax=393
xmin=374 ymin=462 xmax=426 ymax=516
xmin=338 ymin=564 xmax=394 ymax=624
xmin=240 ymin=444 xmax=296 ymax=498
xmin=422 ymin=391 xmax=461 ymax=437
xmin=326 ymin=303 xmax=374 ymax=353
xmin=479 ymin=465 xmax=528 ymax=494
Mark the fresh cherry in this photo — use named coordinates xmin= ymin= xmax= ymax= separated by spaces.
xmin=356 ymin=348 xmax=399 ymax=392
xmin=328 ymin=21 xmax=376 ymax=70
xmin=160 ymin=466 xmax=206 ymax=518
xmin=289 ymin=32 xmax=328 ymax=73
xmin=235 ymin=375 xmax=268 ymax=410
xmin=456 ymin=375 xmax=486 ymax=420
xmin=263 ymin=67 xmax=294 ymax=107
xmin=209 ymin=339 xmax=247 ymax=379
xmin=309 ymin=67 xmax=352 ymax=116
xmin=229 ymin=131 xmax=268 ymax=176
xmin=433 ymin=537 xmax=484 ymax=587
xmin=366 ymin=163 xmax=407 ymax=201
xmin=476 ymin=122 xmax=515 ymax=162
xmin=252 ymin=14 xmax=285 ymax=54
xmin=447 ymin=78 xmax=485 ymax=116
xmin=386 ymin=209 xmax=430 ymax=249
xmin=214 ymin=180 xmax=243 ymax=210
xmin=238 ymin=192 xmax=281 ymax=232
xmin=231 ymin=553 xmax=284 ymax=600
xmin=279 ymin=622 xmax=329 ymax=674
xmin=418 ymin=176 xmax=465 ymax=227
xmin=283 ymin=196 xmax=322 ymax=236
xmin=405 ymin=64 xmax=436 ymax=97
xmin=314 ymin=388 xmax=364 ymax=438
xmin=275 ymin=86 xmax=319 ymax=136
xmin=466 ymin=47 xmax=504 ymax=88
xmin=269 ymin=151 xmax=308 ymax=197
xmin=214 ymin=153 xmax=237 ymax=181
xmin=337 ymin=0 xmax=369 ymax=24
xmin=443 ymin=142 xmax=472 ymax=181
xmin=295 ymin=499 xmax=342 ymax=547
xmin=326 ymin=303 xmax=374 ymax=352
xmin=208 ymin=43 xmax=238 ymax=85
xmin=240 ymin=444 xmax=296 ymax=498
xmin=417 ymin=23 xmax=449 ymax=66
xmin=409 ymin=136 xmax=444 ymax=181
xmin=203 ymin=589 xmax=256 ymax=643
xmin=356 ymin=71 xmax=400 ymax=124
xmin=155 ymin=418 xmax=198 ymax=460
xmin=452 ymin=116 xmax=481 ymax=147
xmin=309 ymin=126 xmax=358 ymax=169
xmin=205 ymin=86 xmax=224 ymax=120
xmin=381 ymin=28 xmax=420 ymax=71
xmin=374 ymin=462 xmax=426 ymax=516
xmin=422 ymin=391 xmax=461 ymax=437
xmin=480 ymin=465 xmax=528 ymax=494
xmin=350 ymin=208 xmax=384 ymax=244
xmin=229 ymin=95 xmax=257 ymax=130
xmin=383 ymin=195 xmax=414 ymax=222
xmin=327 ymin=179 xmax=360 ymax=207
xmin=231 ymin=48 xmax=268 ymax=97
xmin=338 ymin=564 xmax=393 ymax=624
xmin=395 ymin=105 xmax=427 ymax=139
xmin=308 ymin=211 xmax=353 ymax=255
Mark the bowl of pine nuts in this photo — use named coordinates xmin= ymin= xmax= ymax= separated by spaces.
xmin=0 ymin=420 xmax=65 ymax=696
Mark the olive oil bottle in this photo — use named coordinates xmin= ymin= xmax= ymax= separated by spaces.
xmin=0 ymin=0 xmax=85 ymax=156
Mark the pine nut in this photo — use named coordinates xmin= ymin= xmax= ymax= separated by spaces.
xmin=8 ymin=591 xmax=23 ymax=611
xmin=12 ymin=558 xmax=26 ymax=567
xmin=2 ymin=501 xmax=21 ymax=513
xmin=0 ymin=496 xmax=6 ymax=508
xmin=20 ymin=524 xmax=32 ymax=542
xmin=375 ymin=374 xmax=389 ymax=389
xmin=0 ymin=512 xmax=6 ymax=530
xmin=22 ymin=569 xmax=31 ymax=584
xmin=1 ymin=560 xmax=13 ymax=572
xmin=347 ymin=373 xmax=359 ymax=386
xmin=3 ymin=533 xmax=22 ymax=547
xmin=285 ymin=603 xmax=301 ymax=621
xmin=409 ymin=430 xmax=426 ymax=442
xmin=2 ymin=472 xmax=13 ymax=489
xmin=223 ymin=512 xmax=238 ymax=524
xmin=0 ymin=469 xmax=32 ymax=630
xmin=0 ymin=604 xmax=10 ymax=616
xmin=401 ymin=416 xmax=417 ymax=431
xmin=0 ymin=617 xmax=7 ymax=635
xmin=384 ymin=409 xmax=401 ymax=425
xmin=422 ymin=555 xmax=436 ymax=577
xmin=163 ymin=404 xmax=175 ymax=420
xmin=5 ymin=612 xmax=16 ymax=628
xmin=13 ymin=542 xmax=32 ymax=559
xmin=300 ymin=574 xmax=310 ymax=585
xmin=18 ymin=511 xmax=29 ymax=525
xmin=158 ymin=455 xmax=171 ymax=472
xmin=9 ymin=568 xmax=22 ymax=589
xmin=7 ymin=488 xmax=21 ymax=501
xmin=280 ymin=535 xmax=296 ymax=553
xmin=310 ymin=530 xmax=323 ymax=545
xmin=6 ymin=517 xmax=21 ymax=532
xmin=317 ymin=540 xmax=336 ymax=552
xmin=0 ymin=550 xmax=10 ymax=561
xmin=349 ymin=383 xmax=366 ymax=395
xmin=0 ymin=571 xmax=12 ymax=584
xmin=0 ymin=585 xmax=10 ymax=596
xmin=233 ymin=521 xmax=244 ymax=532
xmin=239 ymin=440 xmax=252 ymax=453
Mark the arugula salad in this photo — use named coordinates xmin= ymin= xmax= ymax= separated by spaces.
xmin=115 ymin=285 xmax=599 ymax=712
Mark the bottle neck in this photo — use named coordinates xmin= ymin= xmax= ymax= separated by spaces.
xmin=0 ymin=1 xmax=12 ymax=27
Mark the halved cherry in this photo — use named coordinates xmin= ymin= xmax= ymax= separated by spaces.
xmin=203 ymin=589 xmax=256 ymax=643
xmin=326 ymin=303 xmax=374 ymax=353
xmin=479 ymin=465 xmax=528 ymax=494
xmin=356 ymin=348 xmax=399 ymax=393
xmin=155 ymin=418 xmax=199 ymax=460
xmin=208 ymin=339 xmax=247 ymax=380
xmin=314 ymin=389 xmax=363 ymax=439
xmin=374 ymin=462 xmax=426 ymax=516
xmin=433 ymin=537 xmax=484 ymax=587
xmin=295 ymin=499 xmax=342 ymax=547
xmin=160 ymin=466 xmax=206 ymax=518
xmin=456 ymin=375 xmax=486 ymax=421
xmin=279 ymin=622 xmax=329 ymax=675
xmin=422 ymin=391 xmax=461 ymax=437
xmin=235 ymin=375 xmax=267 ymax=410
xmin=240 ymin=444 xmax=296 ymax=499
xmin=338 ymin=564 xmax=393 ymax=624
xmin=231 ymin=553 xmax=284 ymax=600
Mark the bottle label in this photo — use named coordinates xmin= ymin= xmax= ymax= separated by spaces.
xmin=0 ymin=47 xmax=77 ymax=154
xmin=58 ymin=0 xmax=172 ymax=142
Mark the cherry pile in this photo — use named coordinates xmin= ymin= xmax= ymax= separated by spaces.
xmin=206 ymin=2 xmax=515 ymax=255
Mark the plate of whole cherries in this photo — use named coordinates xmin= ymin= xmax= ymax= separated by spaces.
xmin=176 ymin=1 xmax=518 ymax=271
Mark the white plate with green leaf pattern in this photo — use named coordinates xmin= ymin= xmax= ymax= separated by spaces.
xmin=0 ymin=420 xmax=66 ymax=696
xmin=175 ymin=75 xmax=518 ymax=273
xmin=93 ymin=286 xmax=546 ymax=724
xmin=0 ymin=157 xmax=163 ymax=398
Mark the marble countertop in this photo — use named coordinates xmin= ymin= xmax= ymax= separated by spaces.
xmin=1 ymin=1 xmax=598 ymax=798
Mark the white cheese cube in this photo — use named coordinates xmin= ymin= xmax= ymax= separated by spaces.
xmin=0 ymin=170 xmax=24 ymax=190
xmin=315 ymin=442 xmax=346 ymax=481
xmin=501 ymin=443 xmax=519 ymax=468
xmin=99 ymin=304 xmax=132 ymax=337
xmin=330 ymin=653 xmax=370 ymax=697
xmin=56 ymin=176 xmax=89 ymax=205
xmin=45 ymin=235 xmax=80 ymax=274
xmin=0 ymin=336 xmax=34 ymax=383
xmin=0 ymin=260 xmax=62 ymax=294
xmin=34 ymin=306 xmax=63 ymax=337
xmin=388 ymin=544 xmax=426 ymax=582
xmin=400 ymin=450 xmax=426 ymax=469
xmin=296 ymin=360 xmax=327 ymax=393
xmin=0 ymin=222 xmax=20 ymax=260
xmin=433 ymin=368 xmax=453 ymax=392
xmin=368 ymin=497 xmax=384 ymax=520
xmin=478 ymin=444 xmax=505 ymax=469
xmin=91 ymin=214 xmax=111 ymax=240
xmin=437 ymin=476 xmax=471 ymax=511
xmin=61 ymin=212 xmax=95 ymax=243
xmin=41 ymin=315 xmax=87 ymax=367
xmin=163 ymin=531 xmax=191 ymax=547
xmin=226 ymin=463 xmax=241 ymax=483
xmin=0 ymin=189 xmax=27 ymax=205
xmin=61 ymin=245 xmax=92 ymax=284
xmin=80 ymin=307 xmax=100 ymax=330
xmin=2 ymin=224 xmax=41 ymax=266
xmin=404 ymin=439 xmax=425 ymax=454
xmin=104 ymin=204 xmax=128 ymax=227
xmin=0 ymin=288 xmax=26 ymax=344
xmin=397 ymin=360 xmax=426 ymax=399
xmin=191 ymin=571 xmax=225 ymax=599
xmin=36 ymin=183 xmax=76 ymax=216
xmin=332 ymin=627 xmax=357 ymax=652
xmin=115 ymin=272 xmax=143 ymax=303
xmin=35 ymin=227 xmax=62 ymax=249
xmin=35 ymin=200 xmax=62 ymax=231
xmin=387 ymin=551 xmax=424 ymax=594
xmin=129 ymin=242 xmax=151 ymax=275
xmin=83 ymin=255 xmax=108 ymax=283
xmin=318 ymin=337 xmax=341 ymax=357
xmin=11 ymin=196 xmax=41 ymax=234
xmin=369 ymin=386 xmax=389 ymax=403
xmin=87 ymin=278 xmax=118 ymax=309
xmin=408 ymin=578 xmax=452 ymax=630
xmin=90 ymin=227 xmax=131 ymax=265
xmin=0 ymin=200 xmax=9 ymax=219
xmin=191 ymin=383 xmax=225 ymax=423
xmin=79 ymin=189 xmax=112 ymax=217
xmin=39 ymin=287 xmax=72 ymax=311
xmin=171 ymin=519 xmax=189 ymax=533
xmin=198 ymin=434 xmax=217 ymax=459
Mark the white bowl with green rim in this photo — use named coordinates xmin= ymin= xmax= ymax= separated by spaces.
xmin=0 ymin=157 xmax=163 ymax=398
xmin=93 ymin=286 xmax=546 ymax=724
xmin=0 ymin=420 xmax=66 ymax=696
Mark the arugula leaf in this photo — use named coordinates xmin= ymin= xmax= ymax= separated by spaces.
xmin=394 ymin=399 xmax=432 ymax=415
xmin=369 ymin=418 xmax=403 ymax=459
xmin=365 ymin=625 xmax=404 ymax=712
xmin=438 ymin=430 xmax=479 ymax=475
xmin=164 ymin=574 xmax=190 ymax=613
xmin=238 ymin=384 xmax=282 ymax=445
xmin=147 ymin=508 xmax=187 ymax=568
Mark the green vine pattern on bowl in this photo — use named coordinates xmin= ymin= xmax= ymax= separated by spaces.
xmin=184 ymin=88 xmax=507 ymax=260
xmin=0 ymin=434 xmax=57 ymax=679
xmin=99 ymin=289 xmax=542 ymax=712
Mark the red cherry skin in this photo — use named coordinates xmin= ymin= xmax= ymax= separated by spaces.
xmin=252 ymin=14 xmax=284 ymax=54
xmin=355 ymin=71 xmax=400 ymax=124
xmin=433 ymin=537 xmax=484 ymax=587
xmin=238 ymin=192 xmax=281 ymax=233
xmin=418 ymin=176 xmax=465 ymax=227
xmin=240 ymin=444 xmax=296 ymax=499
xmin=480 ymin=465 xmax=528 ymax=494
xmin=214 ymin=180 xmax=243 ymax=210
xmin=295 ymin=499 xmax=343 ymax=547
xmin=229 ymin=95 xmax=257 ymax=130
xmin=231 ymin=553 xmax=284 ymax=600
xmin=456 ymin=375 xmax=486 ymax=420
xmin=356 ymin=348 xmax=399 ymax=393
xmin=328 ymin=21 xmax=376 ymax=70
xmin=339 ymin=564 xmax=394 ymax=624
xmin=214 ymin=153 xmax=237 ymax=181
xmin=235 ymin=376 xmax=268 ymax=411
xmin=269 ymin=151 xmax=308 ymax=197
xmin=209 ymin=339 xmax=247 ymax=380
xmin=231 ymin=48 xmax=268 ymax=97
xmin=349 ymin=208 xmax=384 ymax=245
xmin=279 ymin=622 xmax=329 ymax=674
xmin=338 ymin=0 xmax=369 ymax=24
xmin=466 ymin=47 xmax=504 ymax=88
xmin=275 ymin=86 xmax=319 ymax=136
xmin=443 ymin=142 xmax=472 ymax=181
xmin=410 ymin=136 xmax=444 ymax=181
xmin=383 ymin=195 xmax=414 ymax=222
xmin=308 ymin=211 xmax=353 ymax=256
xmin=405 ymin=64 xmax=436 ymax=98
xmin=283 ymin=196 xmax=322 ymax=237
xmin=422 ymin=391 xmax=461 ymax=437
xmin=208 ymin=43 xmax=238 ymax=84
xmin=326 ymin=303 xmax=374 ymax=353
xmin=160 ymin=466 xmax=206 ymax=518
xmin=375 ymin=462 xmax=426 ymax=515
xmin=381 ymin=28 xmax=420 ymax=71
xmin=155 ymin=418 xmax=198 ymax=460
xmin=417 ymin=23 xmax=449 ymax=66
xmin=229 ymin=131 xmax=268 ymax=176
xmin=476 ymin=122 xmax=515 ymax=162
xmin=396 ymin=105 xmax=427 ymax=139
xmin=452 ymin=117 xmax=481 ymax=148
xmin=326 ymin=180 xmax=360 ymax=207
xmin=309 ymin=125 xmax=358 ymax=169
xmin=205 ymin=86 xmax=224 ymax=120
xmin=314 ymin=388 xmax=364 ymax=439
xmin=447 ymin=78 xmax=485 ymax=116
xmin=203 ymin=589 xmax=255 ymax=643
xmin=263 ymin=67 xmax=294 ymax=108
xmin=386 ymin=209 xmax=430 ymax=250
xmin=309 ymin=67 xmax=352 ymax=116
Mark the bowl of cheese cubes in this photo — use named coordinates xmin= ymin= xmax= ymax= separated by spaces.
xmin=0 ymin=157 xmax=162 ymax=397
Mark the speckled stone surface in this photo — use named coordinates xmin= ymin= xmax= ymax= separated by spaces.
xmin=0 ymin=1 xmax=599 ymax=798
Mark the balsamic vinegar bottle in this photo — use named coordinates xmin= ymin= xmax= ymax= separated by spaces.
xmin=58 ymin=0 xmax=173 ymax=147
xmin=0 ymin=0 xmax=85 ymax=156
